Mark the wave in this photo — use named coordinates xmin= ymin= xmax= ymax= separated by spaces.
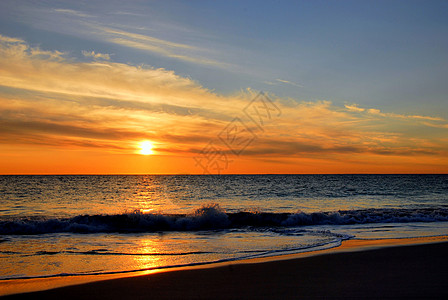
xmin=0 ymin=250 xmax=213 ymax=257
xmin=1 ymin=204 xmax=448 ymax=235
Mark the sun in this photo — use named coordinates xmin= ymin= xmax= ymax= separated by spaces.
xmin=139 ymin=141 xmax=154 ymax=155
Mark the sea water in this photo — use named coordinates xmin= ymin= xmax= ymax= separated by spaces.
xmin=0 ymin=175 xmax=447 ymax=280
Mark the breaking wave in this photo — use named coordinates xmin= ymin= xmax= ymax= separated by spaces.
xmin=1 ymin=204 xmax=448 ymax=235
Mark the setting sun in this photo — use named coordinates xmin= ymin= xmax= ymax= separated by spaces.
xmin=139 ymin=141 xmax=154 ymax=155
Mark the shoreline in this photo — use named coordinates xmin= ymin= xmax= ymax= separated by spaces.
xmin=1 ymin=236 xmax=448 ymax=298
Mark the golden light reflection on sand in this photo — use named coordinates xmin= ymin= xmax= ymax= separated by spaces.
xmin=131 ymin=239 xmax=166 ymax=271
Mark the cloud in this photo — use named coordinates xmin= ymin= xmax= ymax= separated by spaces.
xmin=368 ymin=108 xmax=381 ymax=115
xmin=31 ymin=48 xmax=65 ymax=60
xmin=275 ymin=79 xmax=304 ymax=88
xmin=100 ymin=27 xmax=196 ymax=50
xmin=92 ymin=26 xmax=233 ymax=68
xmin=344 ymin=104 xmax=365 ymax=112
xmin=0 ymin=34 xmax=447 ymax=166
xmin=82 ymin=50 xmax=111 ymax=60
xmin=264 ymin=79 xmax=304 ymax=88
xmin=421 ymin=122 xmax=448 ymax=129
xmin=53 ymin=8 xmax=92 ymax=18
xmin=0 ymin=35 xmax=24 ymax=43
xmin=5 ymin=4 xmax=245 ymax=73
xmin=344 ymin=102 xmax=445 ymax=122
xmin=0 ymin=34 xmax=212 ymax=105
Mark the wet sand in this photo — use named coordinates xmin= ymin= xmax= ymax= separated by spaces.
xmin=2 ymin=238 xmax=448 ymax=299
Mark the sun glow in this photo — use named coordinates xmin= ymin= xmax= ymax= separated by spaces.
xmin=139 ymin=141 xmax=154 ymax=155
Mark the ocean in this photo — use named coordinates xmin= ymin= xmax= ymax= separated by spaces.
xmin=0 ymin=174 xmax=447 ymax=281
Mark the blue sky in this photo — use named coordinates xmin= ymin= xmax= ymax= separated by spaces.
xmin=1 ymin=0 xmax=447 ymax=116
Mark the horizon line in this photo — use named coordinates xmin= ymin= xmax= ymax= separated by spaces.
xmin=1 ymin=173 xmax=447 ymax=176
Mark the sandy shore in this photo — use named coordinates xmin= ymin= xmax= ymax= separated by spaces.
xmin=2 ymin=238 xmax=448 ymax=299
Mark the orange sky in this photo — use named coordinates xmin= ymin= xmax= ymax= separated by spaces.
xmin=0 ymin=35 xmax=447 ymax=174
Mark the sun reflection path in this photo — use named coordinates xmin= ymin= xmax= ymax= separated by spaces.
xmin=132 ymin=238 xmax=168 ymax=271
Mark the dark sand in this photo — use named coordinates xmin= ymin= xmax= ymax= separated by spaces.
xmin=2 ymin=240 xmax=448 ymax=299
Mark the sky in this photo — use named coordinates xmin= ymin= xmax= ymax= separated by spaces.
xmin=0 ymin=0 xmax=447 ymax=174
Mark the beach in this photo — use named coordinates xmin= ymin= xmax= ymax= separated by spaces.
xmin=2 ymin=238 xmax=447 ymax=299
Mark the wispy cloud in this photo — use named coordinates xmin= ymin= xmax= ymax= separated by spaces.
xmin=0 ymin=35 xmax=24 ymax=43
xmin=53 ymin=8 xmax=93 ymax=18
xmin=421 ymin=122 xmax=448 ymax=129
xmin=100 ymin=27 xmax=196 ymax=50
xmin=344 ymin=103 xmax=446 ymax=123
xmin=92 ymin=25 xmax=233 ymax=68
xmin=4 ymin=3 xmax=253 ymax=75
xmin=82 ymin=50 xmax=110 ymax=60
xmin=51 ymin=7 xmax=234 ymax=69
xmin=264 ymin=79 xmax=304 ymax=88
xmin=275 ymin=79 xmax=304 ymax=88
xmin=344 ymin=104 xmax=365 ymax=112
